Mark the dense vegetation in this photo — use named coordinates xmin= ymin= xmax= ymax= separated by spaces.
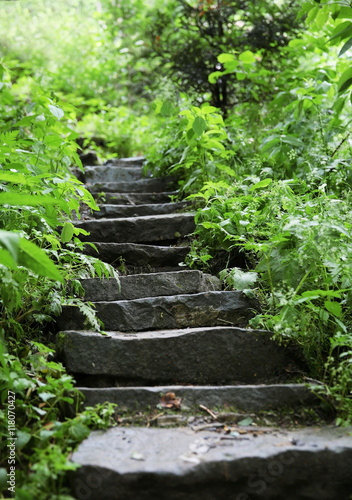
xmin=1 ymin=0 xmax=352 ymax=498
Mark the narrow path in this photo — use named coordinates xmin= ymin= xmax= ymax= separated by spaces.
xmin=58 ymin=157 xmax=352 ymax=500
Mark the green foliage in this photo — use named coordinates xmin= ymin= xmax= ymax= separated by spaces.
xmin=146 ymin=97 xmax=237 ymax=193
xmin=0 ymin=341 xmax=116 ymax=499
xmin=147 ymin=0 xmax=302 ymax=112
xmin=145 ymin=6 xmax=352 ymax=423
xmin=2 ymin=4 xmax=352 ymax=499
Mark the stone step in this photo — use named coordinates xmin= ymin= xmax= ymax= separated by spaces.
xmin=87 ymin=178 xmax=175 ymax=194
xmin=97 ymin=191 xmax=178 ymax=205
xmin=84 ymin=165 xmax=144 ymax=183
xmin=57 ymin=326 xmax=304 ymax=384
xmin=92 ymin=202 xmax=188 ymax=219
xmin=83 ymin=242 xmax=189 ymax=268
xmin=77 ymin=384 xmax=316 ymax=412
xmin=70 ymin=426 xmax=352 ymax=500
xmin=78 ymin=271 xmax=221 ymax=301
xmin=104 ymin=156 xmax=145 ymax=167
xmin=58 ymin=291 xmax=257 ymax=333
xmin=75 ymin=213 xmax=195 ymax=244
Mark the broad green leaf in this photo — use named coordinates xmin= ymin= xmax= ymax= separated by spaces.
xmin=239 ymin=50 xmax=255 ymax=64
xmin=338 ymin=67 xmax=352 ymax=92
xmin=329 ymin=22 xmax=352 ymax=42
xmin=313 ymin=6 xmax=329 ymax=29
xmin=44 ymin=135 xmax=63 ymax=148
xmin=16 ymin=430 xmax=32 ymax=450
xmin=297 ymin=2 xmax=315 ymax=19
xmin=338 ymin=7 xmax=352 ymax=19
xmin=249 ymin=178 xmax=272 ymax=191
xmin=160 ymin=101 xmax=175 ymax=116
xmin=0 ymin=248 xmax=16 ymax=269
xmin=0 ymin=192 xmax=68 ymax=209
xmin=218 ymin=53 xmax=236 ymax=63
xmin=61 ymin=222 xmax=75 ymax=244
xmin=69 ymin=422 xmax=90 ymax=440
xmin=0 ymin=230 xmax=20 ymax=262
xmin=306 ymin=6 xmax=319 ymax=25
xmin=324 ymin=301 xmax=342 ymax=318
xmin=236 ymin=72 xmax=246 ymax=81
xmin=48 ymin=104 xmax=64 ymax=120
xmin=18 ymin=238 xmax=64 ymax=283
xmin=0 ymin=172 xmax=36 ymax=185
xmin=339 ymin=36 xmax=352 ymax=56
xmin=281 ymin=135 xmax=304 ymax=147
xmin=201 ymin=104 xmax=219 ymax=114
xmin=186 ymin=128 xmax=195 ymax=141
xmin=260 ymin=137 xmax=280 ymax=152
xmin=192 ymin=116 xmax=207 ymax=137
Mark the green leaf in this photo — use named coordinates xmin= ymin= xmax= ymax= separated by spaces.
xmin=260 ymin=137 xmax=280 ymax=152
xmin=238 ymin=417 xmax=253 ymax=426
xmin=48 ymin=104 xmax=64 ymax=120
xmin=218 ymin=53 xmax=236 ymax=63
xmin=61 ymin=222 xmax=75 ymax=244
xmin=297 ymin=2 xmax=315 ymax=19
xmin=39 ymin=391 xmax=56 ymax=402
xmin=338 ymin=7 xmax=352 ymax=19
xmin=281 ymin=135 xmax=304 ymax=147
xmin=0 ymin=230 xmax=20 ymax=262
xmin=329 ymin=22 xmax=352 ymax=42
xmin=236 ymin=72 xmax=246 ymax=81
xmin=0 ymin=192 xmax=68 ymax=210
xmin=338 ymin=67 xmax=352 ymax=92
xmin=306 ymin=6 xmax=319 ymax=25
xmin=0 ymin=248 xmax=17 ymax=269
xmin=160 ymin=101 xmax=175 ymax=116
xmin=192 ymin=116 xmax=207 ymax=137
xmin=0 ymin=468 xmax=7 ymax=492
xmin=16 ymin=430 xmax=32 ymax=450
xmin=324 ymin=301 xmax=342 ymax=318
xmin=69 ymin=422 xmax=90 ymax=441
xmin=18 ymin=238 xmax=64 ymax=283
xmin=250 ymin=178 xmax=272 ymax=191
xmin=239 ymin=50 xmax=255 ymax=64
xmin=339 ymin=36 xmax=352 ymax=56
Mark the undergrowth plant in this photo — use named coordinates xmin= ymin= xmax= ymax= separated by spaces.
xmin=0 ymin=62 xmax=119 ymax=498
xmin=146 ymin=36 xmax=352 ymax=423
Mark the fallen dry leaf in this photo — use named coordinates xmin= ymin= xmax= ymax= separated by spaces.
xmin=159 ymin=392 xmax=182 ymax=409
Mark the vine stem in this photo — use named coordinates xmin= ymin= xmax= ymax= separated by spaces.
xmin=331 ymin=133 xmax=350 ymax=158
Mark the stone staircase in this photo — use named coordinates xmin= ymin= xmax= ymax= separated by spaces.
xmin=58 ymin=157 xmax=352 ymax=500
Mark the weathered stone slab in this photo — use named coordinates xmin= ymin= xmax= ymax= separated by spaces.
xmin=57 ymin=325 xmax=303 ymax=384
xmin=92 ymin=202 xmax=188 ymax=219
xmin=77 ymin=384 xmax=317 ymax=412
xmin=70 ymin=426 xmax=352 ymax=500
xmin=83 ymin=242 xmax=190 ymax=267
xmin=79 ymin=271 xmax=221 ymax=301
xmin=58 ymin=291 xmax=256 ymax=332
xmin=104 ymin=156 xmax=145 ymax=166
xmin=98 ymin=192 xmax=178 ymax=205
xmin=75 ymin=214 xmax=195 ymax=243
xmin=87 ymin=177 xmax=175 ymax=194
xmin=84 ymin=166 xmax=143 ymax=183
